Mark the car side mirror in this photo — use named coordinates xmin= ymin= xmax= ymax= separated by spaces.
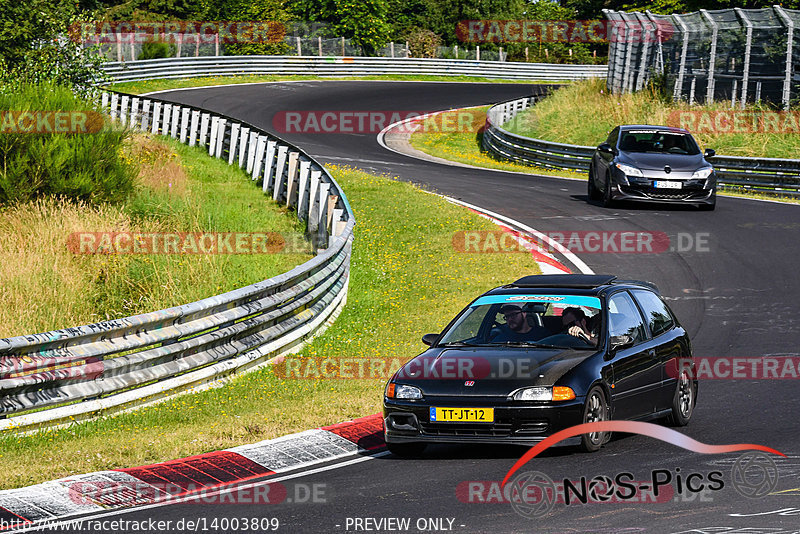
xmin=704 ymin=148 xmax=715 ymax=158
xmin=598 ymin=143 xmax=614 ymax=155
xmin=609 ymin=334 xmax=633 ymax=353
xmin=422 ymin=333 xmax=439 ymax=346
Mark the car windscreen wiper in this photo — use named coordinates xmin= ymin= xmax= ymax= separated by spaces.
xmin=438 ymin=341 xmax=486 ymax=347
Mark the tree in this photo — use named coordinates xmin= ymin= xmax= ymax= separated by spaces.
xmin=289 ymin=0 xmax=391 ymax=55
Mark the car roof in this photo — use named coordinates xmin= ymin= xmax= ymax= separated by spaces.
xmin=483 ymin=274 xmax=660 ymax=297
xmin=618 ymin=124 xmax=691 ymax=135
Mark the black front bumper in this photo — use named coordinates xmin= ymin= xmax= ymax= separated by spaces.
xmin=610 ymin=177 xmax=715 ymax=205
xmin=383 ymin=397 xmax=584 ymax=447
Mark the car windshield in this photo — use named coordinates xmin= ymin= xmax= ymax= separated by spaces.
xmin=438 ymin=294 xmax=602 ymax=349
xmin=618 ymin=130 xmax=700 ymax=155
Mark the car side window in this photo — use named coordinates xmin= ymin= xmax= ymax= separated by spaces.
xmin=631 ymin=289 xmax=674 ymax=338
xmin=607 ymin=292 xmax=647 ymax=345
xmin=606 ymin=127 xmax=620 ymax=148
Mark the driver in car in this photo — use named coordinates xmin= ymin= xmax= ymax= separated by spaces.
xmin=561 ymin=307 xmax=599 ymax=346
xmin=491 ymin=304 xmax=549 ymax=342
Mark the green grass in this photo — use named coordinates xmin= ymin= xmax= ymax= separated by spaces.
xmin=0 ymin=164 xmax=542 ymax=490
xmin=504 ymin=78 xmax=800 ymax=160
xmin=110 ymin=74 xmax=557 ymax=95
xmin=407 ymin=106 xmax=586 ymax=180
xmin=0 ymin=133 xmax=312 ymax=338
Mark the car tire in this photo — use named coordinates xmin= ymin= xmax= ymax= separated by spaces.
xmin=588 ymin=167 xmax=601 ymax=200
xmin=602 ymin=174 xmax=615 ymax=208
xmin=665 ymin=371 xmax=696 ymax=427
xmin=579 ymin=387 xmax=609 ymax=452
xmin=386 ymin=442 xmax=427 ymax=457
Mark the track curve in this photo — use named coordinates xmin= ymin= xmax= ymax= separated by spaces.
xmin=103 ymin=81 xmax=800 ymax=533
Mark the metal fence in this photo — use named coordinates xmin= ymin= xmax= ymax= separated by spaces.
xmin=101 ymin=56 xmax=608 ymax=83
xmin=0 ymin=90 xmax=354 ymax=433
xmin=91 ymin=33 xmax=414 ymax=62
xmin=605 ymin=7 xmax=800 ymax=109
xmin=483 ymin=95 xmax=800 ymax=197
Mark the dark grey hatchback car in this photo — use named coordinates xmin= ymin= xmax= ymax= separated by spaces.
xmin=589 ymin=125 xmax=717 ymax=210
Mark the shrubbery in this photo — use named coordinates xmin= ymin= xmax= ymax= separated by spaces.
xmin=138 ymin=40 xmax=178 ymax=60
xmin=0 ymin=84 xmax=135 ymax=204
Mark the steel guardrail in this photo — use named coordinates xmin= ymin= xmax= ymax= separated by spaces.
xmin=0 ymin=89 xmax=355 ymax=432
xmin=101 ymin=56 xmax=608 ymax=83
xmin=482 ymin=95 xmax=800 ymax=197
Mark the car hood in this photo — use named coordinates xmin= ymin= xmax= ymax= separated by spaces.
xmin=394 ymin=347 xmax=594 ymax=397
xmin=620 ymin=152 xmax=707 ymax=172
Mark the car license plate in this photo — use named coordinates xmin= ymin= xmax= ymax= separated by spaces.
xmin=654 ymin=180 xmax=682 ymax=189
xmin=430 ymin=407 xmax=494 ymax=423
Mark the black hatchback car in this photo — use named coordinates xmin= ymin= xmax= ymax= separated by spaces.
xmin=383 ymin=274 xmax=697 ymax=456
xmin=588 ymin=125 xmax=717 ymax=210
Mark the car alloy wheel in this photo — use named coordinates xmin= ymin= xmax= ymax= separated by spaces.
xmin=579 ymin=387 xmax=608 ymax=452
xmin=666 ymin=371 xmax=696 ymax=426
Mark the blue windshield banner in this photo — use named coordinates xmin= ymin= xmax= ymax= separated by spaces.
xmin=472 ymin=295 xmax=601 ymax=309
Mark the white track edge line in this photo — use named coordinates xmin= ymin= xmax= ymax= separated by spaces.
xmin=8 ymin=452 xmax=389 ymax=533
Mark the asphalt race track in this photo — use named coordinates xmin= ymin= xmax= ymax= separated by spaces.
xmin=64 ymin=82 xmax=800 ymax=533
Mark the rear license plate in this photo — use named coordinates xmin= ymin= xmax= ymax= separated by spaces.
xmin=654 ymin=180 xmax=682 ymax=189
xmin=430 ymin=407 xmax=494 ymax=423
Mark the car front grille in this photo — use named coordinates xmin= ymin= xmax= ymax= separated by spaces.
xmin=419 ymin=419 xmax=549 ymax=438
xmin=621 ymin=185 xmax=709 ymax=200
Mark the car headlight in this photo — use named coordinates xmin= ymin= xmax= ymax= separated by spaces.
xmin=691 ymin=167 xmax=713 ymax=179
xmin=615 ymin=163 xmax=644 ymax=177
xmin=512 ymin=386 xmax=576 ymax=402
xmin=387 ymin=384 xmax=423 ymax=400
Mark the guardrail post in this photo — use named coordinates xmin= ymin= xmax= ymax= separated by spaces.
xmin=273 ymin=146 xmax=289 ymax=202
xmin=317 ymin=183 xmax=331 ymax=249
xmin=161 ymin=104 xmax=172 ymax=136
xmin=131 ymin=97 xmax=140 ymax=128
xmin=110 ymin=93 xmax=119 ymax=119
xmin=307 ymin=170 xmax=321 ymax=236
xmin=150 ymin=102 xmax=161 ymax=134
xmin=101 ymin=92 xmax=109 ymax=111
xmin=119 ymin=95 xmax=129 ymax=126
xmin=297 ymin=160 xmax=311 ymax=218
xmin=208 ymin=116 xmax=220 ymax=155
xmin=286 ymin=152 xmax=300 ymax=208
xmin=170 ymin=106 xmax=180 ymax=138
xmin=180 ymin=107 xmax=190 ymax=143
xmin=141 ymin=100 xmax=151 ymax=131
xmin=263 ymin=140 xmax=278 ymax=193
xmin=238 ymin=127 xmax=250 ymax=167
xmin=228 ymin=123 xmax=240 ymax=165
xmin=332 ymin=209 xmax=345 ymax=237
xmin=246 ymin=131 xmax=258 ymax=173
xmin=251 ymin=135 xmax=268 ymax=181
xmin=189 ymin=110 xmax=200 ymax=146
xmin=199 ymin=113 xmax=210 ymax=146
xmin=215 ymin=119 xmax=227 ymax=159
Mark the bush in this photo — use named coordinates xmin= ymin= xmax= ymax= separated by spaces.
xmin=406 ymin=28 xmax=440 ymax=58
xmin=138 ymin=40 xmax=177 ymax=60
xmin=0 ymin=83 xmax=136 ymax=204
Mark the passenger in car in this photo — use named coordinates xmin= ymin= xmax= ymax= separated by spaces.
xmin=561 ymin=307 xmax=599 ymax=346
